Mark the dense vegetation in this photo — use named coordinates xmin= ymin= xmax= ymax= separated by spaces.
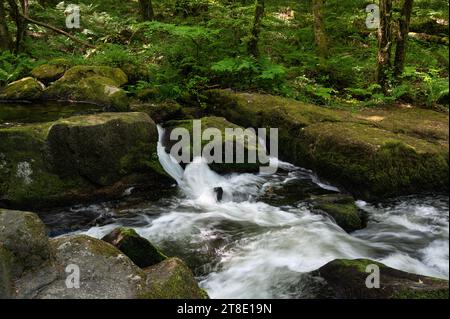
xmin=0 ymin=0 xmax=448 ymax=108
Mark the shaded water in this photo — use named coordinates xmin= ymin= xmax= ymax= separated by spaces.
xmin=0 ymin=102 xmax=103 ymax=128
xmin=37 ymin=126 xmax=449 ymax=299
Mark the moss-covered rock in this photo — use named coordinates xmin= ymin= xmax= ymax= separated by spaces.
xmin=0 ymin=77 xmax=45 ymax=101
xmin=102 ymin=227 xmax=167 ymax=268
xmin=206 ymin=90 xmax=449 ymax=199
xmin=0 ymin=209 xmax=53 ymax=277
xmin=30 ymin=58 xmax=72 ymax=84
xmin=14 ymin=235 xmax=206 ymax=299
xmin=314 ymin=258 xmax=449 ymax=299
xmin=311 ymin=194 xmax=366 ymax=232
xmin=43 ymin=66 xmax=129 ymax=111
xmin=0 ymin=112 xmax=169 ymax=209
xmin=0 ymin=245 xmax=13 ymax=299
xmin=131 ymin=100 xmax=184 ymax=123
xmin=163 ymin=116 xmax=263 ymax=173
xmin=142 ymin=257 xmax=209 ymax=299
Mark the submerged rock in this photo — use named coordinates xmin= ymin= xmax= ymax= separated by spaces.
xmin=30 ymin=59 xmax=72 ymax=84
xmin=44 ymin=66 xmax=129 ymax=111
xmin=142 ymin=258 xmax=209 ymax=299
xmin=0 ymin=112 xmax=169 ymax=209
xmin=0 ymin=77 xmax=45 ymax=101
xmin=206 ymin=90 xmax=449 ymax=199
xmin=0 ymin=209 xmax=53 ymax=277
xmin=310 ymin=194 xmax=366 ymax=232
xmin=163 ymin=116 xmax=263 ymax=173
xmin=102 ymin=227 xmax=167 ymax=268
xmin=314 ymin=258 xmax=449 ymax=299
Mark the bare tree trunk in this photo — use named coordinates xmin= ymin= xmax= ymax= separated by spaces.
xmin=376 ymin=0 xmax=393 ymax=91
xmin=247 ymin=0 xmax=265 ymax=58
xmin=313 ymin=0 xmax=327 ymax=60
xmin=0 ymin=0 xmax=12 ymax=51
xmin=139 ymin=0 xmax=154 ymax=21
xmin=6 ymin=0 xmax=27 ymax=53
xmin=394 ymin=0 xmax=414 ymax=78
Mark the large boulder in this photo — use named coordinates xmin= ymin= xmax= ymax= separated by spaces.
xmin=131 ymin=101 xmax=185 ymax=123
xmin=0 ymin=209 xmax=53 ymax=277
xmin=163 ymin=116 xmax=264 ymax=173
xmin=14 ymin=235 xmax=208 ymax=299
xmin=102 ymin=228 xmax=167 ymax=268
xmin=43 ymin=66 xmax=129 ymax=111
xmin=314 ymin=259 xmax=449 ymax=299
xmin=0 ymin=112 xmax=169 ymax=209
xmin=30 ymin=58 xmax=72 ymax=84
xmin=142 ymin=258 xmax=209 ymax=299
xmin=0 ymin=77 xmax=45 ymax=101
xmin=206 ymin=90 xmax=449 ymax=199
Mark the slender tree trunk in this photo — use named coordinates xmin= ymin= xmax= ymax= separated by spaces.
xmin=0 ymin=0 xmax=12 ymax=51
xmin=247 ymin=0 xmax=265 ymax=58
xmin=139 ymin=0 xmax=154 ymax=21
xmin=7 ymin=0 xmax=27 ymax=52
xmin=313 ymin=0 xmax=327 ymax=60
xmin=376 ymin=0 xmax=393 ymax=91
xmin=394 ymin=0 xmax=414 ymax=78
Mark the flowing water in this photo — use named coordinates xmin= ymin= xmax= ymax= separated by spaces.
xmin=39 ymin=126 xmax=449 ymax=299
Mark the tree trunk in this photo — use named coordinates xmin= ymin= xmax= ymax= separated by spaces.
xmin=0 ymin=0 xmax=12 ymax=51
xmin=247 ymin=0 xmax=265 ymax=58
xmin=376 ymin=0 xmax=393 ymax=91
xmin=6 ymin=0 xmax=27 ymax=53
xmin=139 ymin=0 xmax=154 ymax=21
xmin=313 ymin=0 xmax=327 ymax=60
xmin=394 ymin=0 xmax=414 ymax=78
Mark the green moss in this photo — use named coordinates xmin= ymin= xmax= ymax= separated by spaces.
xmin=0 ymin=77 xmax=44 ymax=101
xmin=140 ymin=258 xmax=208 ymax=299
xmin=316 ymin=203 xmax=363 ymax=232
xmin=31 ymin=59 xmax=72 ymax=83
xmin=0 ymin=246 xmax=13 ymax=299
xmin=58 ymin=65 xmax=128 ymax=86
xmin=334 ymin=259 xmax=386 ymax=273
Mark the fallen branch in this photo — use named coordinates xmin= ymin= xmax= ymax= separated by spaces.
xmin=19 ymin=13 xmax=96 ymax=49
xmin=408 ymin=32 xmax=449 ymax=45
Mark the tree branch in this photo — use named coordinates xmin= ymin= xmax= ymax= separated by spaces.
xmin=19 ymin=12 xmax=96 ymax=48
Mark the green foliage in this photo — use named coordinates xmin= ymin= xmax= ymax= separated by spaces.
xmin=0 ymin=53 xmax=36 ymax=86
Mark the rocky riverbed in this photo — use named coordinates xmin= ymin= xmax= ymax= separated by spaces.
xmin=0 ymin=65 xmax=448 ymax=299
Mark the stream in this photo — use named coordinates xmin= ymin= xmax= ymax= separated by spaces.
xmin=35 ymin=125 xmax=449 ymax=299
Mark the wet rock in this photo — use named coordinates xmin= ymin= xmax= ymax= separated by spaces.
xmin=313 ymin=258 xmax=449 ymax=299
xmin=0 ymin=209 xmax=53 ymax=277
xmin=44 ymin=66 xmax=129 ymax=111
xmin=30 ymin=59 xmax=72 ymax=84
xmin=311 ymin=194 xmax=366 ymax=232
xmin=102 ymin=227 xmax=167 ymax=268
xmin=0 ymin=77 xmax=45 ymax=101
xmin=0 ymin=112 xmax=169 ymax=209
xmin=206 ymin=90 xmax=449 ymax=199
xmin=142 ymin=257 xmax=209 ymax=299
xmin=163 ymin=116 xmax=263 ymax=174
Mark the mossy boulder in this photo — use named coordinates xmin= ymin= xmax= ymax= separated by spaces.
xmin=14 ymin=235 xmax=207 ymax=299
xmin=102 ymin=227 xmax=167 ymax=268
xmin=44 ymin=66 xmax=129 ymax=111
xmin=206 ymin=90 xmax=449 ymax=199
xmin=30 ymin=58 xmax=72 ymax=84
xmin=0 ymin=209 xmax=53 ymax=277
xmin=0 ymin=112 xmax=169 ymax=209
xmin=0 ymin=245 xmax=13 ymax=299
xmin=314 ymin=258 xmax=449 ymax=299
xmin=163 ymin=116 xmax=263 ymax=173
xmin=0 ymin=77 xmax=45 ymax=101
xmin=142 ymin=257 xmax=209 ymax=299
xmin=311 ymin=194 xmax=366 ymax=232
xmin=131 ymin=100 xmax=184 ymax=123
